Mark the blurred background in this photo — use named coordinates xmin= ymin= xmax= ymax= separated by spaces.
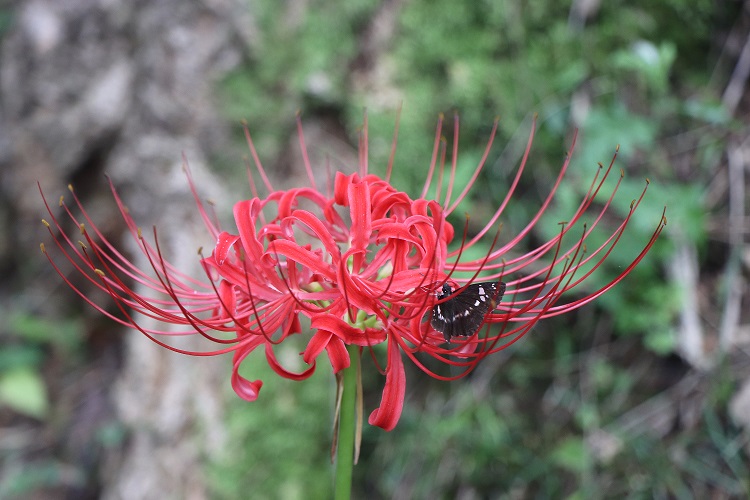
xmin=1 ymin=0 xmax=749 ymax=498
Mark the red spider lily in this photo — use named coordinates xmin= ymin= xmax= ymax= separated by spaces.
xmin=40 ymin=114 xmax=666 ymax=431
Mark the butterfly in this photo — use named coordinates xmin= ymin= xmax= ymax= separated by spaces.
xmin=431 ymin=281 xmax=506 ymax=342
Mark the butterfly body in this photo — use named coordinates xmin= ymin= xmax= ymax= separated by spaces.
xmin=431 ymin=281 xmax=506 ymax=342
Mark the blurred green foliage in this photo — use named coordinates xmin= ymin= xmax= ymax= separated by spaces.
xmin=211 ymin=0 xmax=747 ymax=497
xmin=207 ymin=346 xmax=334 ymax=499
xmin=0 ymin=309 xmax=89 ymax=495
xmin=0 ymin=460 xmax=86 ymax=499
xmin=0 ymin=311 xmax=84 ymax=418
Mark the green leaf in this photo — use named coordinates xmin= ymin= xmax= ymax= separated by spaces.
xmin=683 ymin=98 xmax=731 ymax=125
xmin=8 ymin=312 xmax=84 ymax=352
xmin=0 ymin=368 xmax=49 ymax=419
xmin=0 ymin=345 xmax=43 ymax=372
xmin=552 ymin=437 xmax=590 ymax=473
xmin=644 ymin=327 xmax=677 ymax=355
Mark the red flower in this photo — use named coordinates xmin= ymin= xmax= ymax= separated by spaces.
xmin=40 ymin=114 xmax=666 ymax=431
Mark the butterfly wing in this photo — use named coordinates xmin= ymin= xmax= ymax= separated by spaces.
xmin=431 ymin=284 xmax=456 ymax=340
xmin=431 ymin=281 xmax=506 ymax=342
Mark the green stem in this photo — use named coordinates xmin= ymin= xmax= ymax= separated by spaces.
xmin=334 ymin=344 xmax=359 ymax=500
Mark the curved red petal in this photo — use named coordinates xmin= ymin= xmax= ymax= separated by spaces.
xmin=310 ymin=314 xmax=388 ymax=345
xmin=231 ymin=339 xmax=265 ymax=401
xmin=266 ymin=240 xmax=337 ymax=281
xmin=368 ymin=334 xmax=406 ymax=431
xmin=348 ymin=178 xmax=372 ymax=274
xmin=214 ymin=232 xmax=241 ymax=265
xmin=264 ymin=342 xmax=316 ymax=381
xmin=325 ymin=336 xmax=350 ymax=373
xmin=303 ymin=329 xmax=332 ymax=365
